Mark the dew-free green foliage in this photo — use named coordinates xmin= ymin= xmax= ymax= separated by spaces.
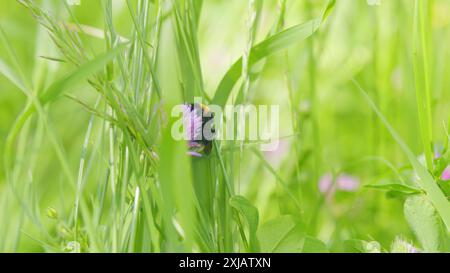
xmin=229 ymin=195 xmax=260 ymax=252
xmin=404 ymin=195 xmax=448 ymax=252
xmin=0 ymin=0 xmax=450 ymax=253
xmin=257 ymin=215 xmax=328 ymax=253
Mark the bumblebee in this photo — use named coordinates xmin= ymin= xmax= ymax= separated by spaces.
xmin=184 ymin=103 xmax=215 ymax=156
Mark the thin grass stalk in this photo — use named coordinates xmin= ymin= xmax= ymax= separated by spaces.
xmin=413 ymin=0 xmax=433 ymax=169
xmin=305 ymin=0 xmax=321 ymax=189
xmin=108 ymin=105 xmax=118 ymax=252
xmin=73 ymin=96 xmax=100 ymax=243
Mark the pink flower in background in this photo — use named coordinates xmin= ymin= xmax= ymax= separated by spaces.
xmin=433 ymin=144 xmax=443 ymax=159
xmin=434 ymin=151 xmax=442 ymax=159
xmin=336 ymin=174 xmax=360 ymax=191
xmin=318 ymin=173 xmax=360 ymax=195
xmin=183 ymin=104 xmax=202 ymax=142
xmin=441 ymin=166 xmax=450 ymax=181
xmin=183 ymin=104 xmax=204 ymax=157
xmin=319 ymin=174 xmax=334 ymax=194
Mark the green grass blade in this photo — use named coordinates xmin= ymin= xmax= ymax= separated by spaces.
xmin=4 ymin=45 xmax=127 ymax=177
xmin=252 ymin=148 xmax=302 ymax=212
xmin=229 ymin=195 xmax=260 ymax=252
xmin=0 ymin=58 xmax=28 ymax=94
xmin=158 ymin=118 xmax=196 ymax=251
xmin=39 ymin=44 xmax=126 ymax=104
xmin=412 ymin=0 xmax=433 ymax=169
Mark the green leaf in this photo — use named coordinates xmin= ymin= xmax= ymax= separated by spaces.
xmin=257 ymin=216 xmax=327 ymax=253
xmin=158 ymin=117 xmax=196 ymax=251
xmin=212 ymin=0 xmax=335 ymax=107
xmin=354 ymin=79 xmax=450 ymax=231
xmin=257 ymin=216 xmax=302 ymax=252
xmin=229 ymin=195 xmax=260 ymax=252
xmin=301 ymin=236 xmax=329 ymax=253
xmin=365 ymin=181 xmax=423 ymax=195
xmin=437 ymin=180 xmax=450 ymax=199
xmin=404 ymin=195 xmax=449 ymax=252
xmin=322 ymin=0 xmax=336 ymax=22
